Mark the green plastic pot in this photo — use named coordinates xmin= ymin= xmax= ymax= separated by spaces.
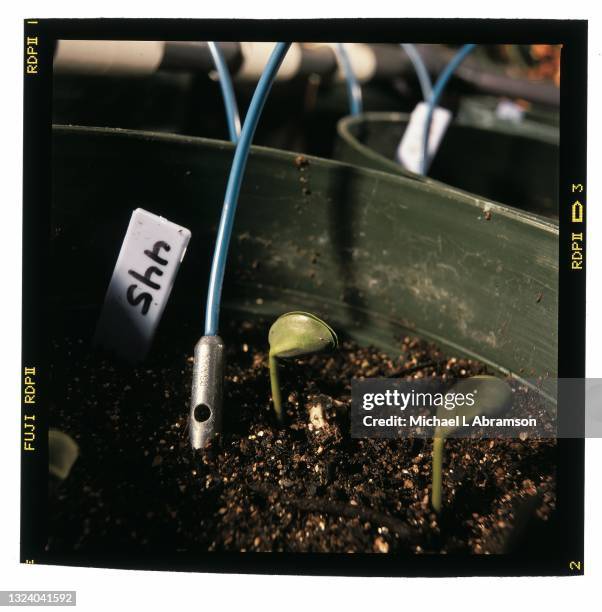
xmin=51 ymin=125 xmax=558 ymax=397
xmin=457 ymin=96 xmax=559 ymax=130
xmin=335 ymin=111 xmax=559 ymax=218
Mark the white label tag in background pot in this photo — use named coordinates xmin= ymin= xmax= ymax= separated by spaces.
xmin=396 ymin=102 xmax=452 ymax=174
xmin=94 ymin=208 xmax=191 ymax=363
xmin=495 ymin=99 xmax=525 ymax=123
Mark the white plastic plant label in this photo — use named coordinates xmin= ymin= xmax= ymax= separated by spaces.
xmin=94 ymin=208 xmax=191 ymax=363
xmin=495 ymin=99 xmax=525 ymax=123
xmin=396 ymin=102 xmax=452 ymax=174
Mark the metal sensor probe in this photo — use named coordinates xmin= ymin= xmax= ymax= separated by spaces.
xmin=192 ymin=43 xmax=291 ymax=450
xmin=189 ymin=336 xmax=225 ymax=449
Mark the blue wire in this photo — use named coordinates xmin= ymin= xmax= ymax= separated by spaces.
xmin=420 ymin=43 xmax=476 ymax=175
xmin=400 ymin=44 xmax=432 ymax=102
xmin=336 ymin=43 xmax=363 ymax=116
xmin=207 ymin=41 xmax=241 ymax=143
xmin=204 ymin=42 xmax=291 ymax=336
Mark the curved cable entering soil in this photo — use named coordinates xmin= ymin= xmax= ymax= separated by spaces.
xmin=247 ymin=482 xmax=414 ymax=542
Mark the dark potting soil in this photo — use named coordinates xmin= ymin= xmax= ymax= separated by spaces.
xmin=47 ymin=313 xmax=556 ymax=556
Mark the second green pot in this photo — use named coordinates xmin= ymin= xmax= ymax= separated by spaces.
xmin=335 ymin=111 xmax=559 ymax=218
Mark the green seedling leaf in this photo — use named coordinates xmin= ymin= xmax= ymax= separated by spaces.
xmin=269 ymin=311 xmax=338 ymax=358
xmin=268 ymin=311 xmax=338 ymax=422
xmin=431 ymin=375 xmax=512 ymax=512
xmin=49 ymin=429 xmax=79 ymax=481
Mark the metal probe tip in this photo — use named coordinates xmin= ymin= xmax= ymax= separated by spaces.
xmin=189 ymin=335 xmax=225 ymax=449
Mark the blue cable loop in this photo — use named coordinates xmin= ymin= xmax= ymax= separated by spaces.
xmin=336 ymin=43 xmax=363 ymax=116
xmin=207 ymin=41 xmax=241 ymax=143
xmin=400 ymin=43 xmax=433 ymax=102
xmin=204 ymin=42 xmax=291 ymax=336
xmin=420 ymin=44 xmax=476 ymax=175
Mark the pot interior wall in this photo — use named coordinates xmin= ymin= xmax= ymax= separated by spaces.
xmin=51 ymin=126 xmax=559 ymax=395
